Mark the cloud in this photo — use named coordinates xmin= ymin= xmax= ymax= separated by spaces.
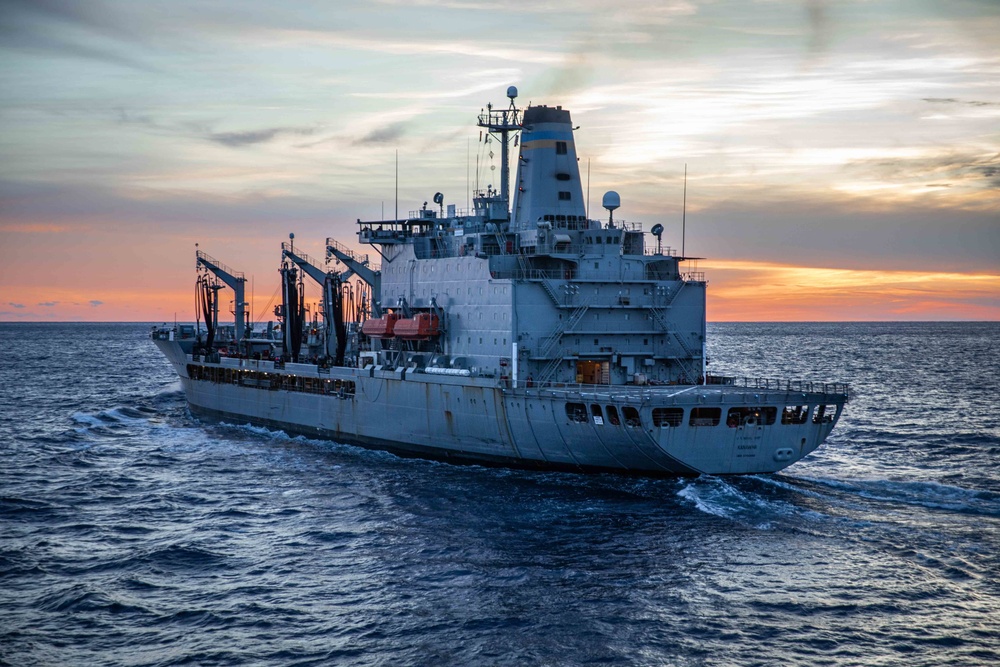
xmin=351 ymin=122 xmax=407 ymax=146
xmin=37 ymin=301 xmax=58 ymax=306
xmin=113 ymin=107 xmax=320 ymax=148
xmin=89 ymin=300 xmax=104 ymax=307
xmin=804 ymin=0 xmax=831 ymax=61
xmin=703 ymin=259 xmax=1000 ymax=321
xmin=8 ymin=302 xmax=25 ymax=308
xmin=0 ymin=0 xmax=157 ymax=72
xmin=0 ymin=223 xmax=76 ymax=233
xmin=208 ymin=126 xmax=317 ymax=147
xmin=852 ymin=151 xmax=1000 ymax=191
xmin=923 ymin=97 xmax=1000 ymax=108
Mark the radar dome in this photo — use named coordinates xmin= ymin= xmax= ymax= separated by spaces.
xmin=602 ymin=191 xmax=621 ymax=212
xmin=507 ymin=86 xmax=518 ymax=99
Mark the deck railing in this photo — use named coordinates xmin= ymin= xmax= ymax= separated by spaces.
xmin=705 ymin=375 xmax=850 ymax=397
xmin=518 ymin=375 xmax=849 ymax=399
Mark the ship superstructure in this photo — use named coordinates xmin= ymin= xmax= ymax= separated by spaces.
xmin=153 ymin=88 xmax=848 ymax=476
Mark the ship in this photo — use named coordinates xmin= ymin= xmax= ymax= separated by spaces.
xmin=152 ymin=88 xmax=849 ymax=476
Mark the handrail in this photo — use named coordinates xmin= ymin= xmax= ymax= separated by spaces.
xmin=196 ymin=250 xmax=244 ymax=280
xmin=705 ymin=375 xmax=850 ymax=398
xmin=281 ymin=242 xmax=325 ymax=271
xmin=325 ymin=237 xmax=370 ymax=267
xmin=515 ymin=376 xmax=849 ymax=399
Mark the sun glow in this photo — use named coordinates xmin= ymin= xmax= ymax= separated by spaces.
xmin=704 ymin=260 xmax=1000 ymax=321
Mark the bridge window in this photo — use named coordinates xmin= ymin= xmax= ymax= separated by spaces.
xmin=558 ymin=191 xmax=571 ymax=201
xmin=652 ymin=407 xmax=684 ymax=427
xmin=556 ymin=141 xmax=567 ymax=155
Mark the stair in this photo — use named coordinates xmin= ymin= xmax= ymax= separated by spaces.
xmin=538 ymin=301 xmax=590 ymax=358
xmin=539 ymin=279 xmax=561 ymax=305
xmin=663 ymin=281 xmax=686 ymax=308
xmin=537 ymin=352 xmax=566 ymax=386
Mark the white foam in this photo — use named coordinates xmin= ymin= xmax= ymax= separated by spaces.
xmin=70 ymin=412 xmax=106 ymax=427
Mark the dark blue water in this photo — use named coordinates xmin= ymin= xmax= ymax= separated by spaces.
xmin=2 ymin=322 xmax=999 ymax=666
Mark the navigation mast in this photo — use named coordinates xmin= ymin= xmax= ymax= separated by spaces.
xmin=477 ymin=86 xmax=522 ymax=217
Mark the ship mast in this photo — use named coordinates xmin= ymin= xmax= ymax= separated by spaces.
xmin=477 ymin=86 xmax=522 ymax=217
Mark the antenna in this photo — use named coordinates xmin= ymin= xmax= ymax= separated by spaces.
xmin=395 ymin=150 xmax=399 ymax=222
xmin=586 ymin=158 xmax=591 ymax=221
xmin=682 ymin=163 xmax=687 ymax=257
xmin=651 ymin=223 xmax=664 ymax=255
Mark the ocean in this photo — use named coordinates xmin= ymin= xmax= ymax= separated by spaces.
xmin=2 ymin=322 xmax=998 ymax=666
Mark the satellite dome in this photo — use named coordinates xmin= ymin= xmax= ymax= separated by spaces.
xmin=602 ymin=191 xmax=621 ymax=212
xmin=507 ymin=86 xmax=518 ymax=100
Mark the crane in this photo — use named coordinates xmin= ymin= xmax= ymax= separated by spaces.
xmin=326 ymin=237 xmax=381 ymax=316
xmin=195 ymin=248 xmax=247 ymax=345
xmin=281 ymin=235 xmax=348 ymax=365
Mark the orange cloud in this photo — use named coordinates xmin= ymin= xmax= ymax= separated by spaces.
xmin=701 ymin=259 xmax=1000 ymax=321
xmin=0 ymin=223 xmax=79 ymax=233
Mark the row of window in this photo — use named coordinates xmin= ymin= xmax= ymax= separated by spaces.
xmin=565 ymin=403 xmax=837 ymax=428
xmin=187 ymin=365 xmax=356 ymax=397
xmin=566 ymin=402 xmax=641 ymax=427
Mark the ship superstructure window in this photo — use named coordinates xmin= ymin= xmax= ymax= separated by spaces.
xmin=558 ymin=191 xmax=571 ymax=200
xmin=652 ymin=407 xmax=684 ymax=427
xmin=622 ymin=406 xmax=642 ymax=427
xmin=690 ymin=407 xmax=721 ymax=427
xmin=606 ymin=406 xmax=621 ymax=426
xmin=566 ymin=402 xmax=588 ymax=423
xmin=813 ymin=404 xmax=837 ymax=424
xmin=726 ymin=406 xmax=777 ymax=427
xmin=591 ymin=404 xmax=604 ymax=425
xmin=781 ymin=405 xmax=809 ymax=424
xmin=556 ymin=141 xmax=567 ymax=155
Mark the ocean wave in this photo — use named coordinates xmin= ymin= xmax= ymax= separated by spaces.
xmin=138 ymin=544 xmax=231 ymax=571
xmin=676 ymin=476 xmax=801 ymax=528
xmin=793 ymin=476 xmax=1000 ymax=516
xmin=37 ymin=584 xmax=153 ymax=616
xmin=70 ymin=411 xmax=113 ymax=427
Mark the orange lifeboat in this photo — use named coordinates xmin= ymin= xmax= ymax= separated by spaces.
xmin=361 ymin=312 xmax=400 ymax=339
xmin=394 ymin=313 xmax=440 ymax=341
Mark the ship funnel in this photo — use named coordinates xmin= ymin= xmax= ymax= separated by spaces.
xmin=511 ymin=105 xmax=586 ymax=231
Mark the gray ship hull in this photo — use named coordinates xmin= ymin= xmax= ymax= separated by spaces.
xmin=156 ymin=339 xmax=847 ymax=476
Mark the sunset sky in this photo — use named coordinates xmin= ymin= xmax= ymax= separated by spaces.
xmin=1 ymin=0 xmax=998 ymax=322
